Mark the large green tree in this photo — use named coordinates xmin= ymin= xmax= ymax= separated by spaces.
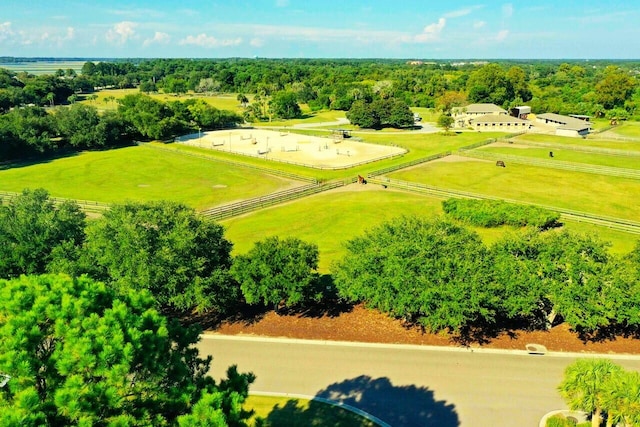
xmin=0 ymin=274 xmax=254 ymax=426
xmin=269 ymin=91 xmax=302 ymax=119
xmin=70 ymin=201 xmax=238 ymax=313
xmin=231 ymin=236 xmax=321 ymax=311
xmin=595 ymin=66 xmax=636 ymax=110
xmin=0 ymin=188 xmax=85 ymax=279
xmin=332 ymin=217 xmax=497 ymax=333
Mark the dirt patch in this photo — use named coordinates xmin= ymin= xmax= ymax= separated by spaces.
xmin=177 ymin=129 xmax=406 ymax=169
xmin=210 ymin=304 xmax=640 ymax=355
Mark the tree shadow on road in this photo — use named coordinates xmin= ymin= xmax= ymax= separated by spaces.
xmin=260 ymin=375 xmax=459 ymax=427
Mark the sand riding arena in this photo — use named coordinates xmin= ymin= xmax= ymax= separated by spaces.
xmin=175 ymin=129 xmax=406 ymax=169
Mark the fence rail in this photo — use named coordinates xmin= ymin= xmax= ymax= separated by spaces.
xmin=174 ymin=140 xmax=408 ymax=171
xmin=505 ymin=140 xmax=640 ymax=158
xmin=0 ymin=190 xmax=110 ymax=213
xmin=458 ymin=150 xmax=640 ymax=179
xmin=200 ymin=179 xmax=355 ymax=221
xmin=367 ymin=152 xmax=451 ymax=178
xmin=367 ymin=177 xmax=640 ymax=234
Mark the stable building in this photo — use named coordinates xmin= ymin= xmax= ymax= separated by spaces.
xmin=511 ymin=106 xmax=531 ymax=119
xmin=536 ymin=113 xmax=592 ymax=137
xmin=471 ymin=114 xmax=532 ymax=132
xmin=453 ymin=103 xmax=508 ymax=128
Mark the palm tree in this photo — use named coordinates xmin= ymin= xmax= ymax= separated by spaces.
xmin=558 ymin=359 xmax=625 ymax=427
xmin=602 ymin=370 xmax=640 ymax=427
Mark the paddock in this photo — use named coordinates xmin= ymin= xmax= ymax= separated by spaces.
xmin=176 ymin=129 xmax=406 ymax=169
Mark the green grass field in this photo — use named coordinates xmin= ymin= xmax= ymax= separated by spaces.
xmin=388 ymin=157 xmax=640 ymax=221
xmin=0 ymin=146 xmax=299 ymax=209
xmin=223 ymin=188 xmax=443 ymax=271
xmin=245 ymin=395 xmax=376 ymax=427
xmin=81 ymin=88 xmax=248 ymax=113
xmin=0 ymin=61 xmax=85 ymax=75
xmin=476 ymin=144 xmax=640 ymax=169
xmin=605 ymin=121 xmax=640 ymax=139
xmin=512 ymin=133 xmax=640 ymax=152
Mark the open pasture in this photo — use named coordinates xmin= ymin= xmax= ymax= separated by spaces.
xmin=0 ymin=60 xmax=85 ymax=75
xmin=475 ymin=142 xmax=640 ymax=169
xmin=602 ymin=121 xmax=640 ymax=139
xmin=222 ymin=187 xmax=443 ymax=271
xmin=512 ymin=133 xmax=640 ymax=152
xmin=0 ymin=146 xmax=301 ymax=209
xmin=387 ymin=155 xmax=640 ymax=221
xmin=177 ymin=129 xmax=406 ymax=169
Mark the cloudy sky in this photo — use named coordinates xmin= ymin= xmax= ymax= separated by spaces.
xmin=0 ymin=0 xmax=638 ymax=59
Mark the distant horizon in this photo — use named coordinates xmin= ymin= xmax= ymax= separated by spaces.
xmin=1 ymin=1 xmax=639 ymax=59
xmin=1 ymin=57 xmax=640 ymax=62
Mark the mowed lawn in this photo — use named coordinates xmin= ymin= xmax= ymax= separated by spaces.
xmin=512 ymin=133 xmax=640 ymax=152
xmin=475 ymin=143 xmax=640 ymax=169
xmin=387 ymin=157 xmax=640 ymax=221
xmin=0 ymin=146 xmax=299 ymax=209
xmin=222 ymin=187 xmax=443 ymax=272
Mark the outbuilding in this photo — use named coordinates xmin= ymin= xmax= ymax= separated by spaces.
xmin=536 ymin=113 xmax=592 ymax=137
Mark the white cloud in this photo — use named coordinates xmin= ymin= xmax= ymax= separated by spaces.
xmin=412 ymin=18 xmax=446 ymax=43
xmin=179 ymin=33 xmax=242 ymax=48
xmin=473 ymin=21 xmax=486 ymax=29
xmin=0 ymin=22 xmax=15 ymax=43
xmin=444 ymin=6 xmax=483 ymax=19
xmin=276 ymin=0 xmax=290 ymax=7
xmin=143 ymin=31 xmax=170 ymax=47
xmin=106 ymin=21 xmax=137 ymax=44
xmin=496 ymin=30 xmax=509 ymax=41
xmin=502 ymin=3 xmax=514 ymax=18
xmin=250 ymin=37 xmax=265 ymax=47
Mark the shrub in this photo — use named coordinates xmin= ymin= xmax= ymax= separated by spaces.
xmin=442 ymin=198 xmax=560 ymax=229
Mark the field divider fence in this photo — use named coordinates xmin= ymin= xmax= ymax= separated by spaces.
xmin=367 ymin=177 xmax=640 ymax=234
xmin=0 ymin=190 xmax=110 ymax=213
xmin=502 ymin=140 xmax=640 ymax=157
xmin=457 ymin=150 xmax=640 ymax=179
xmin=367 ymin=152 xmax=451 ymax=178
xmin=200 ymin=178 xmax=356 ymax=221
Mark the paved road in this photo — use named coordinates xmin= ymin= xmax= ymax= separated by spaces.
xmin=199 ymin=336 xmax=640 ymax=427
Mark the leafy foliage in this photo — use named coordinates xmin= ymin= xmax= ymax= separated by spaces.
xmin=441 ymin=198 xmax=560 ymax=229
xmin=332 ymin=217 xmax=497 ymax=332
xmin=0 ymin=188 xmax=85 ymax=279
xmin=0 ymin=274 xmax=255 ymax=427
xmin=66 ymin=201 xmax=238 ymax=313
xmin=231 ymin=236 xmax=321 ymax=310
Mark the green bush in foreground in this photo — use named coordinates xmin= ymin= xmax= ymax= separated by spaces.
xmin=0 ymin=274 xmax=255 ymax=426
xmin=442 ymin=198 xmax=560 ymax=229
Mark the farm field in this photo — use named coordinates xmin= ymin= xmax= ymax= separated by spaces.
xmin=0 ymin=60 xmax=85 ymax=75
xmin=386 ymin=155 xmax=640 ymax=221
xmin=476 ymin=143 xmax=640 ymax=169
xmin=603 ymin=121 xmax=640 ymax=139
xmin=222 ymin=186 xmax=443 ymax=272
xmin=0 ymin=145 xmax=302 ymax=209
xmin=513 ymin=133 xmax=640 ymax=151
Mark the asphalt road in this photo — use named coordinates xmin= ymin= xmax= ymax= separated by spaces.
xmin=199 ymin=336 xmax=640 ymax=427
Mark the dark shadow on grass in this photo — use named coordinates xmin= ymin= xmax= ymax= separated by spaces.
xmin=302 ymin=375 xmax=459 ymax=427
xmin=256 ymin=398 xmax=377 ymax=427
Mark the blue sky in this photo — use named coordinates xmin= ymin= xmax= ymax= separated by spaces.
xmin=1 ymin=0 xmax=638 ymax=59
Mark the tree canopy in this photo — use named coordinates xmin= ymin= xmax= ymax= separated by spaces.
xmin=67 ymin=201 xmax=238 ymax=313
xmin=231 ymin=236 xmax=321 ymax=311
xmin=0 ymin=274 xmax=255 ymax=426
xmin=0 ymin=188 xmax=85 ymax=279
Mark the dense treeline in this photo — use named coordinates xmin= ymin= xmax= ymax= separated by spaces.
xmin=1 ymin=58 xmax=638 ymax=159
xmin=2 ymin=58 xmax=639 ymax=116
xmin=3 ymin=189 xmax=640 ymax=340
xmin=0 ymin=94 xmax=240 ymax=160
